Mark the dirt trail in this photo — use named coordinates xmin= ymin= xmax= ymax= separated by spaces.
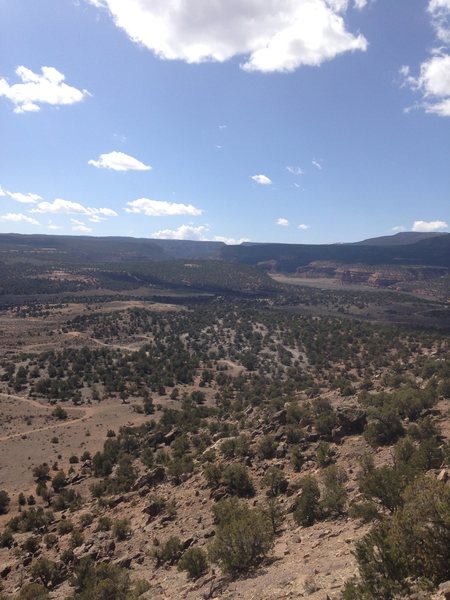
xmin=0 ymin=392 xmax=93 ymax=442
xmin=65 ymin=331 xmax=142 ymax=352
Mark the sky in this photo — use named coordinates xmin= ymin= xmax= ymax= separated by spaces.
xmin=0 ymin=0 xmax=449 ymax=244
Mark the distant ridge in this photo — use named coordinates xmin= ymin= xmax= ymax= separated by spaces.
xmin=0 ymin=232 xmax=449 ymax=271
xmin=354 ymin=231 xmax=448 ymax=247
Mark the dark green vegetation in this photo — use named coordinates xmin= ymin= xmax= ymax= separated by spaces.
xmin=0 ymin=232 xmax=449 ymax=599
xmin=0 ymin=231 xmax=449 ymax=300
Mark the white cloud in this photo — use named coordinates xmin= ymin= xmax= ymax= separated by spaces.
xmin=298 ymin=223 xmax=310 ymax=230
xmin=126 ymin=198 xmax=203 ymax=217
xmin=151 ymin=224 xmax=210 ymax=240
xmin=277 ymin=217 xmax=289 ymax=226
xmin=412 ymin=220 xmax=448 ymax=232
xmin=251 ymin=174 xmax=272 ymax=185
xmin=5 ymin=190 xmax=42 ymax=204
xmin=0 ymin=213 xmax=39 ymax=225
xmin=0 ymin=66 xmax=89 ymax=113
xmin=392 ymin=225 xmax=406 ymax=233
xmin=402 ymin=53 xmax=450 ymax=117
xmin=150 ymin=225 xmax=249 ymax=243
xmin=87 ymin=0 xmax=367 ymax=73
xmin=286 ymin=165 xmax=304 ymax=175
xmin=402 ymin=2 xmax=450 ymax=116
xmin=32 ymin=198 xmax=118 ymax=218
xmin=428 ymin=0 xmax=450 ymax=42
xmin=214 ymin=236 xmax=250 ymax=245
xmin=312 ymin=159 xmax=323 ymax=169
xmin=354 ymin=0 xmax=368 ymax=8
xmin=0 ymin=186 xmax=42 ymax=204
xmin=88 ymin=151 xmax=151 ymax=171
xmin=71 ymin=219 xmax=93 ymax=233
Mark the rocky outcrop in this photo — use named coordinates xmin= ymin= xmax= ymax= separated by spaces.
xmin=132 ymin=466 xmax=166 ymax=491
xmin=295 ymin=261 xmax=449 ymax=288
xmin=332 ymin=406 xmax=367 ymax=442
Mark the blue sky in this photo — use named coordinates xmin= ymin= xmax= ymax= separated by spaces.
xmin=0 ymin=0 xmax=449 ymax=244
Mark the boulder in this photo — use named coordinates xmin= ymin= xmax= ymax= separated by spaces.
xmin=273 ymin=409 xmax=287 ymax=425
xmin=335 ymin=406 xmax=367 ymax=436
xmin=437 ymin=469 xmax=449 ymax=483
xmin=439 ymin=581 xmax=450 ymax=600
xmin=164 ymin=427 xmax=181 ymax=445
xmin=275 ymin=442 xmax=288 ymax=458
xmin=0 ymin=564 xmax=12 ymax=579
xmin=132 ymin=466 xmax=166 ymax=491
xmin=143 ymin=500 xmax=165 ymax=518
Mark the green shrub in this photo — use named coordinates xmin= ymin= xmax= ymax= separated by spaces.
xmin=79 ymin=513 xmax=94 ymax=527
xmin=70 ymin=529 xmax=84 ymax=548
xmin=112 ymin=519 xmax=131 ymax=541
xmin=43 ymin=533 xmax=57 ymax=549
xmin=178 ymin=547 xmax=209 ymax=579
xmin=293 ymin=475 xmax=321 ymax=527
xmin=203 ymin=463 xmax=224 ymax=489
xmin=262 ymin=497 xmax=284 ymax=533
xmin=51 ymin=471 xmax=66 ymax=493
xmin=153 ymin=536 xmax=182 ymax=566
xmin=0 ymin=528 xmax=14 ymax=548
xmin=70 ymin=560 xmax=145 ymax=599
xmin=348 ymin=501 xmax=379 ymax=523
xmin=364 ymin=407 xmax=404 ymax=447
xmin=23 ymin=535 xmax=40 ymax=553
xmin=257 ymin=435 xmax=277 ymax=459
xmin=262 ymin=466 xmax=288 ymax=497
xmin=31 ymin=557 xmax=64 ymax=589
xmin=221 ymin=463 xmax=255 ymax=497
xmin=96 ymin=516 xmax=112 ymax=532
xmin=52 ymin=406 xmax=68 ymax=420
xmin=7 ymin=507 xmax=53 ymax=533
xmin=344 ymin=476 xmax=450 ymax=598
xmin=0 ymin=490 xmax=10 ymax=514
xmin=316 ymin=441 xmax=334 ymax=467
xmin=320 ymin=465 xmax=347 ymax=516
xmin=209 ymin=499 xmax=274 ymax=575
xmin=58 ymin=519 xmax=73 ymax=535
xmin=15 ymin=583 xmax=49 ymax=599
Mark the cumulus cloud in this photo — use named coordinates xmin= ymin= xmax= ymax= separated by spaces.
xmin=402 ymin=54 xmax=450 ymax=116
xmin=87 ymin=0 xmax=367 ymax=73
xmin=298 ymin=223 xmax=310 ymax=230
xmin=32 ymin=198 xmax=118 ymax=219
xmin=150 ymin=224 xmax=249 ymax=243
xmin=412 ymin=219 xmax=448 ymax=232
xmin=251 ymin=174 xmax=272 ymax=185
xmin=392 ymin=225 xmax=406 ymax=233
xmin=402 ymin=2 xmax=450 ymax=116
xmin=0 ymin=213 xmax=39 ymax=225
xmin=312 ymin=159 xmax=323 ymax=169
xmin=151 ymin=224 xmax=210 ymax=240
xmin=277 ymin=217 xmax=289 ymax=226
xmin=428 ymin=0 xmax=450 ymax=42
xmin=88 ymin=151 xmax=151 ymax=171
xmin=0 ymin=66 xmax=89 ymax=114
xmin=126 ymin=198 xmax=203 ymax=217
xmin=213 ymin=236 xmax=250 ymax=245
xmin=71 ymin=219 xmax=93 ymax=233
